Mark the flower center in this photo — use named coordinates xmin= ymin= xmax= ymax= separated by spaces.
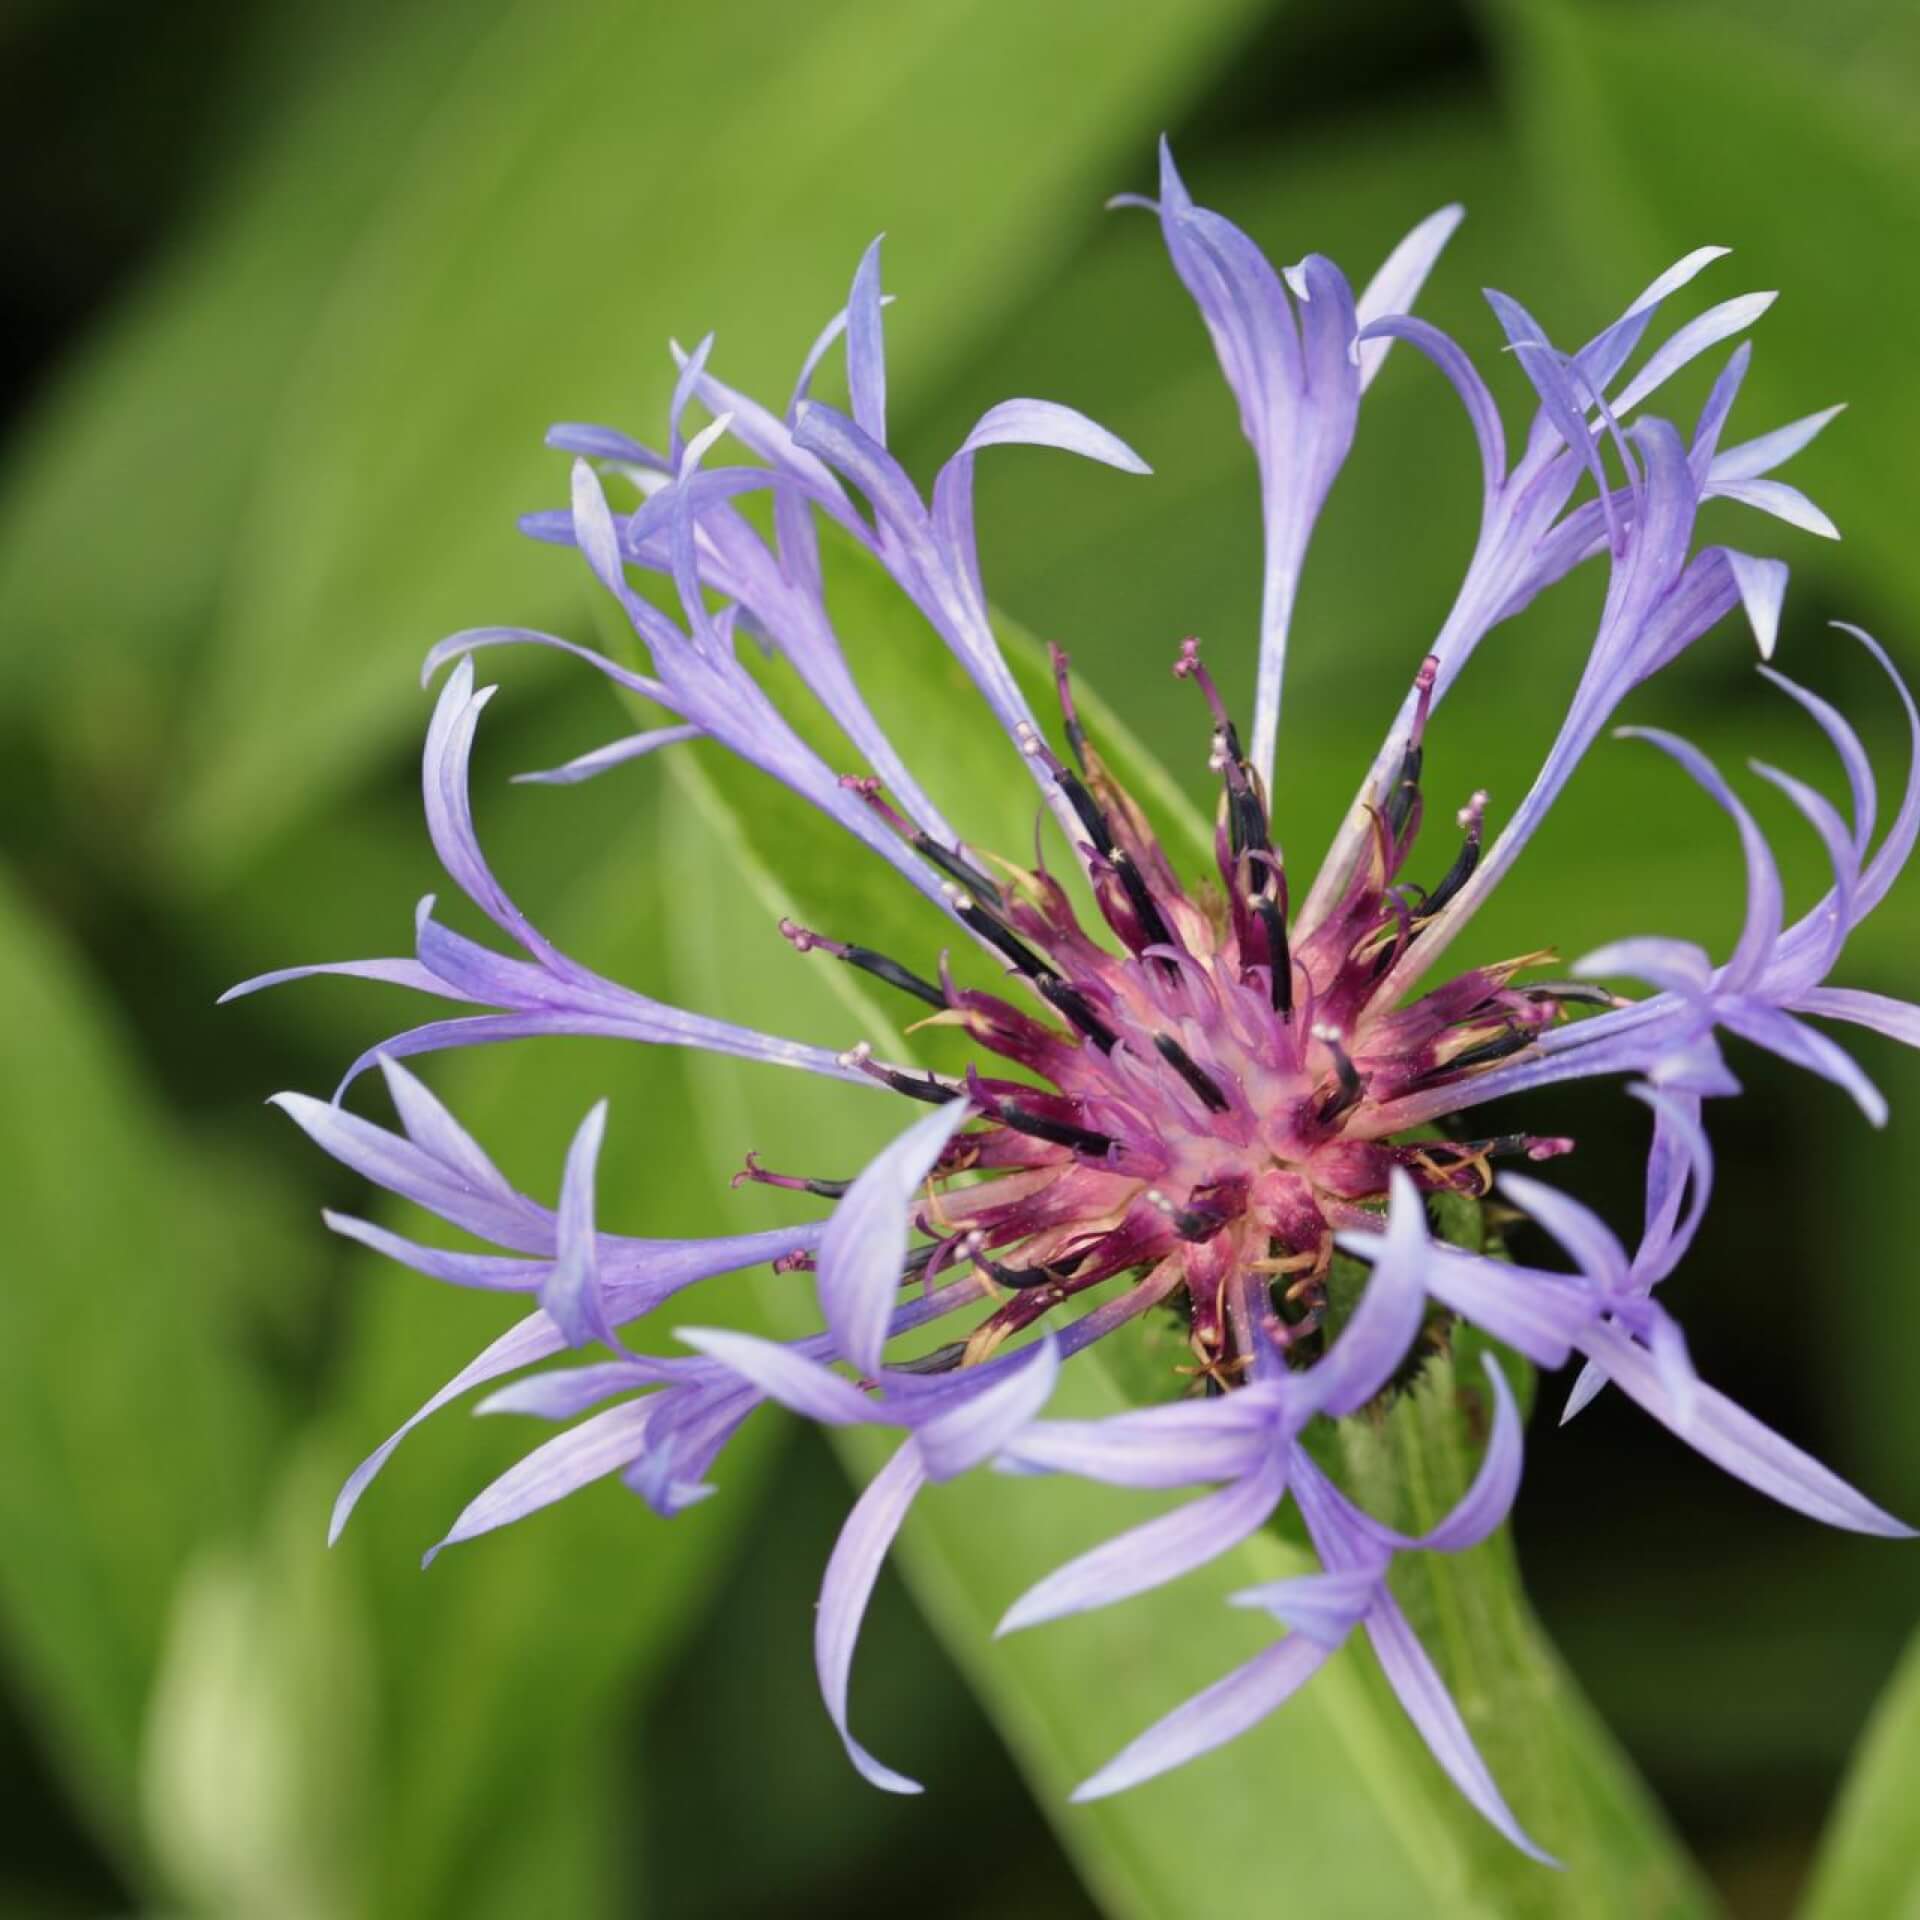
xmin=765 ymin=642 xmax=1575 ymax=1388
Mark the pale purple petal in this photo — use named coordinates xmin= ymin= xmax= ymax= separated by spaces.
xmin=1839 ymin=624 xmax=1920 ymax=920
xmin=422 ymin=625 xmax=672 ymax=708
xmin=846 ymin=237 xmax=888 ymax=444
xmin=538 ymin=1101 xmax=613 ymax=1348
xmin=1311 ymin=1168 xmax=1429 ymax=1414
xmin=1618 ymin=727 xmax=1782 ymax=989
xmin=1688 ymin=343 xmax=1750 ymax=471
xmin=1419 ymin=1249 xmax=1595 ymax=1369
xmin=1718 ymin=999 xmax=1886 ymax=1124
xmin=421 ymin=660 xmax=553 ymax=959
xmin=1496 ymin=1171 xmax=1627 ymax=1289
xmin=1566 ymin=244 xmax=1729 ymax=407
xmin=661 ymin=332 xmax=715 ymax=462
xmin=1353 ymin=204 xmax=1465 ymax=390
xmin=816 ymin=1440 xmax=929 ymax=1794
xmin=1720 ymin=550 xmax=1789 ymax=660
xmin=818 ymin=1100 xmax=973 ymax=1373
xmin=1229 ymin=1565 xmax=1380 ymax=1646
xmin=1713 ymin=477 xmax=1840 ymax=541
xmin=995 ymin=1399 xmax=1273 ymax=1489
xmin=1560 ymin=1362 xmax=1610 ymax=1426
xmin=1367 ymin=420 xmax=1714 ymax=1002
xmin=1070 ymin=1634 xmax=1333 ymax=1801
xmin=1756 ymin=663 xmax=1876 ymax=859
xmin=997 ymin=1448 xmax=1287 ymax=1635
xmin=1355 ymin=314 xmax=1504 ymax=496
xmin=514 ymin=724 xmax=700 ymax=787
xmin=1628 ymin=1083 xmax=1713 ymax=1287
xmin=1574 ymin=935 xmax=1714 ymax=995
xmin=1648 ymin=1305 xmax=1698 ymax=1427
xmin=1484 ymin=288 xmax=1617 ymax=546
xmin=660 ymin=341 xmax=854 ymax=527
xmin=376 ymin=1054 xmax=509 ymax=1197
xmin=792 ymin=401 xmax=932 ymax=562
xmin=1581 ymin=1323 xmax=1911 ymax=1536
xmin=1611 ymin=291 xmax=1776 ymax=418
xmin=329 ymin=1009 xmax=843 ymax=1099
xmin=1393 ymin=1355 xmax=1524 ymax=1552
xmin=321 ymin=1211 xmax=545 ymax=1290
xmin=219 ymin=956 xmax=471 ymax=1007
xmin=1795 ymin=986 xmax=1920 ymax=1049
xmin=1751 ymin=757 xmax=1859 ymax=978
xmin=674 ymin=1327 xmax=876 ymax=1426
xmin=569 ymin=456 xmax=633 ymax=605
xmin=1714 ymin=404 xmax=1846 ymax=482
xmin=957 ymin=398 xmax=1150 ymax=474
xmin=424 ymin=1398 xmax=658 ymax=1564
xmin=269 ymin=1092 xmax=548 ymax=1252
xmin=914 ymin=1336 xmax=1059 ymax=1480
xmin=329 ymin=1308 xmax=567 ymax=1542
xmin=1365 ymin=1591 xmax=1559 ymax=1865
xmin=478 ymin=1358 xmax=686 ymax=1420
xmin=545 ymin=421 xmax=668 ymax=470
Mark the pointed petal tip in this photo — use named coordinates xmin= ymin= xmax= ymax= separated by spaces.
xmin=860 ymin=1764 xmax=924 ymax=1797
xmin=325 ymin=1495 xmax=354 ymax=1549
xmin=994 ymin=1593 xmax=1049 ymax=1638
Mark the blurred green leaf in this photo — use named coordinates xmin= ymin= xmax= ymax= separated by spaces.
xmin=1803 ymin=1626 xmax=1920 ymax=1919
xmin=643 ymin=527 xmax=1710 ymax=1914
xmin=140 ymin=1446 xmax=375 ymax=1920
xmin=0 ymin=864 xmax=279 ymax=1876
xmin=0 ymin=0 xmax=520 ymax=701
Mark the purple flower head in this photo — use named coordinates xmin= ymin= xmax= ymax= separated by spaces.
xmin=237 ymin=145 xmax=1917 ymax=1855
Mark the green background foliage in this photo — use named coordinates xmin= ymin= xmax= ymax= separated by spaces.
xmin=1 ymin=0 xmax=1917 ymax=1914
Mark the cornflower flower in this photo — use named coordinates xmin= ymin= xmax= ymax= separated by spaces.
xmin=232 ymin=140 xmax=1915 ymax=1857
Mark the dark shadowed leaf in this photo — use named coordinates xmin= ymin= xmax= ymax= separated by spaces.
xmin=0 ymin=866 xmax=280 ymax=1876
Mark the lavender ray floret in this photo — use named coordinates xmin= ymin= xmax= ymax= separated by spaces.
xmin=1351 ymin=202 xmax=1465 ymax=391
xmin=995 ymin=1399 xmax=1274 ymax=1489
xmin=513 ymin=722 xmax=700 ymax=788
xmin=816 ymin=1440 xmax=930 ymax=1794
xmin=1580 ymin=1322 xmax=1913 ymax=1537
xmin=816 ymin=1099 xmax=975 ymax=1374
xmin=423 ymin=1399 xmax=660 ymax=1566
xmin=232 ymin=142 xmax=1920 ymax=1848
xmin=1067 ymin=1634 xmax=1334 ymax=1803
xmin=1363 ymin=1591 xmax=1558 ymax=1866
xmin=320 ymin=1213 xmax=548 ymax=1291
xmin=1300 ymin=1168 xmax=1429 ymax=1416
xmin=996 ymin=1449 xmax=1288 ymax=1636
